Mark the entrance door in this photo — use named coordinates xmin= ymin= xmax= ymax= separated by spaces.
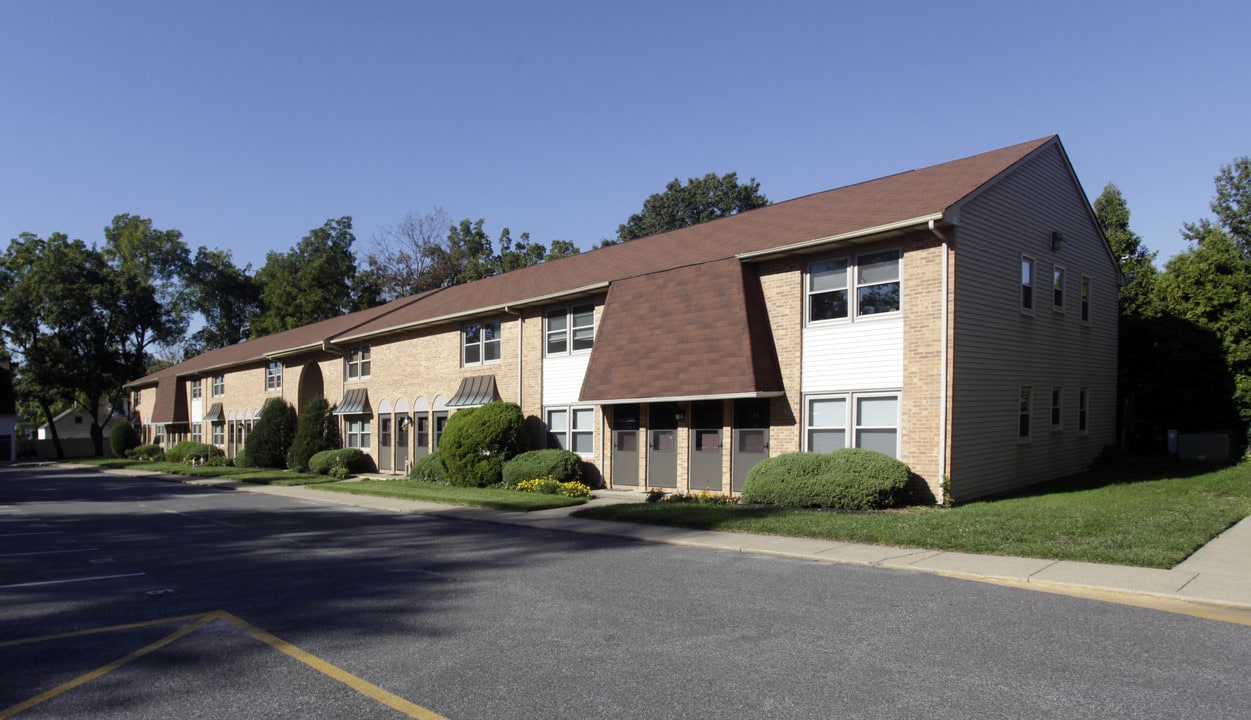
xmin=433 ymin=412 xmax=448 ymax=451
xmin=414 ymin=415 xmax=430 ymax=460
xmin=732 ymin=398 xmax=771 ymax=493
xmin=647 ymin=403 xmax=678 ymax=488
xmin=611 ymin=404 xmax=639 ymax=487
xmin=396 ymin=414 xmax=409 ymax=473
xmin=378 ymin=416 xmax=393 ymax=472
xmin=689 ymin=400 xmax=723 ymax=491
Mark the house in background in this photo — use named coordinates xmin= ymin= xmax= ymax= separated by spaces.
xmin=1 ymin=359 xmax=16 ymax=463
xmin=34 ymin=401 xmax=126 ymax=458
xmin=125 ymin=136 xmax=1118 ymax=502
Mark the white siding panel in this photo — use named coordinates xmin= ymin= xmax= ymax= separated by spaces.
xmin=802 ymin=317 xmax=903 ymax=392
xmin=191 ymin=398 xmax=202 ymax=423
xmin=543 ymin=354 xmax=591 ymax=405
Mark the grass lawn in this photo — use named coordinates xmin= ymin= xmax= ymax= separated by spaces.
xmin=573 ymin=461 xmax=1251 ymax=568
xmin=318 ymin=480 xmax=587 ymax=512
xmin=65 ymin=457 xmax=336 ymax=485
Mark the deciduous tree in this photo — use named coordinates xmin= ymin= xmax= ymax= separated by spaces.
xmin=613 ymin=172 xmax=769 ymax=243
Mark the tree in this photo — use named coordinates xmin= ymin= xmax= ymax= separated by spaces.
xmin=1093 ymin=183 xmax=1158 ymax=318
xmin=614 ymin=172 xmax=769 ymax=243
xmin=184 ymin=247 xmax=262 ymax=355
xmin=251 ymin=217 xmax=377 ymax=337
xmin=286 ymin=396 xmax=341 ymax=471
xmin=101 ymin=214 xmax=191 ymax=367
xmin=1208 ymin=157 xmax=1251 ymax=253
xmin=241 ymin=398 xmax=298 ymax=468
xmin=365 ymin=207 xmax=452 ymax=301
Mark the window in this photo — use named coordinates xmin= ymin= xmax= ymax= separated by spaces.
xmin=806 ymin=393 xmax=899 ymax=457
xmin=1080 ymin=276 xmax=1091 ymax=323
xmin=212 ymin=375 xmax=224 ymax=397
xmin=1019 ymin=386 xmax=1033 ymax=440
xmin=212 ymin=422 xmax=225 ymax=445
xmin=1050 ymin=386 xmax=1063 ymax=430
xmin=546 ymin=304 xmax=595 ymax=355
xmin=807 ymin=250 xmax=901 ymax=324
xmin=1078 ymin=388 xmax=1090 ymax=434
xmin=1021 ymin=257 xmax=1035 ymax=312
xmin=346 ymin=417 xmax=372 ymax=450
xmin=192 ymin=423 xmax=202 ymax=443
xmin=190 ymin=379 xmax=202 ymax=399
xmin=346 ymin=346 xmax=371 ymax=380
xmin=546 ymin=406 xmax=595 ymax=455
xmin=133 ymin=390 xmax=142 ymax=406
xmin=463 ymin=320 xmax=501 ymax=365
xmin=415 ymin=415 xmax=430 ymax=451
xmin=1053 ymin=266 xmax=1066 ymax=310
xmin=266 ymin=361 xmax=283 ymax=390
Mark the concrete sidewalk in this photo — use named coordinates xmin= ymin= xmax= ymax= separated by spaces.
xmin=87 ymin=466 xmax=1251 ymax=614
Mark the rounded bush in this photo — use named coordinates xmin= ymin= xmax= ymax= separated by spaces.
xmin=502 ymin=449 xmax=583 ymax=487
xmin=741 ymin=449 xmax=910 ymax=510
xmin=133 ymin=444 xmax=164 ymax=461
xmin=242 ymin=398 xmax=298 ymax=468
xmin=408 ymin=452 xmax=446 ymax=483
xmin=308 ymin=448 xmax=371 ymax=475
xmin=166 ymin=441 xmax=224 ymax=464
xmin=439 ymin=402 xmax=527 ymax=487
xmin=110 ymin=421 xmax=141 ymax=458
xmin=287 ymin=397 xmax=340 ymax=472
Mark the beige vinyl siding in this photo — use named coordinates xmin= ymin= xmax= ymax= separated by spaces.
xmin=949 ymin=144 xmax=1118 ymax=500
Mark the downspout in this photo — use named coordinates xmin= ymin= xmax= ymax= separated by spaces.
xmin=929 ymin=220 xmax=950 ymax=503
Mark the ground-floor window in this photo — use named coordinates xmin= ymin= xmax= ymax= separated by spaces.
xmin=1019 ymin=386 xmax=1033 ymax=440
xmin=212 ymin=422 xmax=225 ymax=445
xmin=805 ymin=392 xmax=899 ymax=457
xmin=546 ymin=406 xmax=595 ymax=455
xmin=191 ymin=423 xmax=202 ymax=443
xmin=346 ymin=416 xmax=372 ymax=450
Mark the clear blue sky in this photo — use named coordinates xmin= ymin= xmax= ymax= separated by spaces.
xmin=3 ymin=1 xmax=1248 ymax=271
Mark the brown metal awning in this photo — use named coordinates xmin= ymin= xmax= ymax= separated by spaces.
xmin=333 ymin=388 xmax=371 ymax=415
xmin=203 ymin=403 xmax=224 ymax=421
xmin=446 ymin=375 xmax=498 ymax=407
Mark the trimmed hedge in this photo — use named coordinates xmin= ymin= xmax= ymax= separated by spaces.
xmin=132 ymin=444 xmax=164 ymax=461
xmin=287 ymin=396 xmax=340 ymax=472
xmin=502 ymin=449 xmax=583 ymax=487
xmin=439 ymin=402 xmax=527 ymax=487
xmin=110 ymin=421 xmax=140 ymax=458
xmin=308 ymin=448 xmax=370 ymax=475
xmin=241 ymin=398 xmax=298 ymax=468
xmin=408 ymin=452 xmax=447 ymax=483
xmin=166 ymin=441 xmax=225 ymax=464
xmin=741 ymin=448 xmax=910 ymax=510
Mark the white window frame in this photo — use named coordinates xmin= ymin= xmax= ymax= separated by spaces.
xmin=463 ymin=319 xmax=501 ymax=366
xmin=211 ymin=422 xmax=225 ymax=445
xmin=804 ymin=392 xmax=900 ymax=457
xmin=1050 ymin=386 xmax=1063 ymax=430
xmin=806 ymin=248 xmax=901 ymax=326
xmin=191 ymin=422 xmax=202 ymax=443
xmin=1019 ymin=386 xmax=1033 ymax=441
xmin=545 ymin=405 xmax=595 ymax=456
xmin=211 ymin=375 xmax=224 ymax=397
xmin=1052 ymin=265 xmax=1066 ymax=311
xmin=346 ymin=346 xmax=371 ymax=380
xmin=1080 ymin=276 xmax=1092 ymax=324
xmin=190 ymin=379 xmax=202 ymax=400
xmin=1078 ymin=387 xmax=1090 ymax=435
xmin=1021 ymin=256 xmax=1035 ymax=313
xmin=266 ymin=361 xmax=283 ymax=391
xmin=346 ymin=416 xmax=372 ymax=450
xmin=545 ymin=304 xmax=595 ymax=356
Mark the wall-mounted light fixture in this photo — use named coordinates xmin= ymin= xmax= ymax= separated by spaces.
xmin=1051 ymin=231 xmax=1064 ymax=252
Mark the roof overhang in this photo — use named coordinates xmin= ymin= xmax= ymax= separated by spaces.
xmin=582 ymin=391 xmax=785 ymax=406
xmin=735 ymin=213 xmax=948 ymax=262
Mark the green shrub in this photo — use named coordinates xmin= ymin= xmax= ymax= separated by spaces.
xmin=241 ymin=398 xmax=298 ymax=468
xmin=308 ymin=448 xmax=371 ymax=475
xmin=515 ymin=477 xmax=591 ymax=498
xmin=741 ymin=449 xmax=910 ymax=510
xmin=409 ymin=452 xmax=446 ymax=483
xmin=287 ymin=397 xmax=341 ymax=472
xmin=203 ymin=455 xmax=234 ymax=467
xmin=166 ymin=441 xmax=225 ymax=465
xmin=109 ymin=421 xmax=141 ymax=458
xmin=502 ymin=449 xmax=583 ymax=487
xmin=133 ymin=444 xmax=164 ymax=461
xmin=439 ymin=402 xmax=527 ymax=487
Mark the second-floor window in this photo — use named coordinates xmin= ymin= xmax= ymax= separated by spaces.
xmin=1053 ymin=266 xmax=1066 ymax=310
xmin=463 ymin=320 xmax=501 ymax=365
xmin=266 ymin=361 xmax=283 ymax=391
xmin=546 ymin=304 xmax=595 ymax=355
xmin=807 ymin=249 xmax=900 ymax=324
xmin=346 ymin=346 xmax=371 ymax=380
xmin=1021 ymin=256 xmax=1035 ymax=312
xmin=212 ymin=375 xmax=224 ymax=397
xmin=190 ymin=379 xmax=201 ymax=399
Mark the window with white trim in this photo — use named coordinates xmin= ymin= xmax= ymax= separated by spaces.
xmin=346 ymin=416 xmax=372 ymax=450
xmin=1080 ymin=276 xmax=1091 ymax=323
xmin=266 ymin=361 xmax=283 ymax=391
xmin=1052 ymin=266 xmax=1066 ymax=310
xmin=1021 ymin=257 xmax=1035 ymax=312
xmin=545 ymin=304 xmax=595 ymax=356
xmin=463 ymin=320 xmax=501 ymax=365
xmin=805 ymin=393 xmax=899 ymax=457
xmin=546 ymin=406 xmax=595 ymax=455
xmin=346 ymin=346 xmax=371 ymax=380
xmin=807 ymin=250 xmax=901 ymax=324
xmin=190 ymin=379 xmax=202 ymax=399
xmin=192 ymin=423 xmax=202 ymax=443
xmin=1078 ymin=388 xmax=1090 ymax=434
xmin=212 ymin=422 xmax=225 ymax=445
xmin=212 ymin=375 xmax=224 ymax=397
xmin=1050 ymin=386 xmax=1063 ymax=430
xmin=1019 ymin=386 xmax=1033 ymax=440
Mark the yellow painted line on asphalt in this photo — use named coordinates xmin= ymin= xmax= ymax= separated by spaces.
xmin=0 ymin=610 xmax=447 ymax=720
xmin=216 ymin=611 xmax=447 ymax=720
xmin=0 ymin=614 xmax=217 ymax=719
